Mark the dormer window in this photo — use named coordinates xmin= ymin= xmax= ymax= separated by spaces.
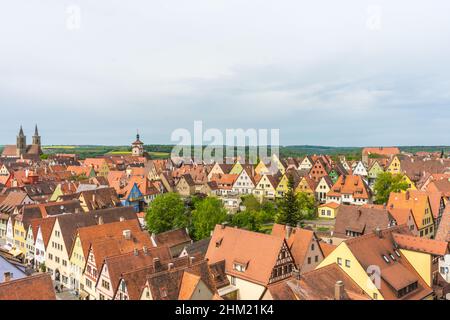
xmin=382 ymin=255 xmax=390 ymax=263
xmin=233 ymin=260 xmax=248 ymax=272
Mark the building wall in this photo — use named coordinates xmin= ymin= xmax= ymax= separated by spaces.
xmin=46 ymin=220 xmax=71 ymax=288
xmin=69 ymin=236 xmax=86 ymax=292
xmin=227 ymin=275 xmax=266 ymax=300
xmin=318 ymin=243 xmax=382 ymax=300
xmin=400 ymin=249 xmax=432 ymax=287
xmin=34 ymin=228 xmax=46 ymax=269
xmin=96 ymin=264 xmax=115 ymax=300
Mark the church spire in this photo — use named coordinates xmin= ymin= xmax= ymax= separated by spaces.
xmin=19 ymin=125 xmax=24 ymax=136
xmin=32 ymin=124 xmax=41 ymax=147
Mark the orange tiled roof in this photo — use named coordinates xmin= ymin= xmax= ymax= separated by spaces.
xmin=393 ymin=233 xmax=449 ymax=256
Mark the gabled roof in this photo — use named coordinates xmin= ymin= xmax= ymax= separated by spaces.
xmin=20 ymin=200 xmax=82 ymax=230
xmin=362 ymin=147 xmax=400 ymax=156
xmin=146 ymin=257 xmax=217 ymax=300
xmin=0 ymin=274 xmax=56 ymax=300
xmin=0 ymin=191 xmax=31 ymax=213
xmin=436 ymin=206 xmax=450 ymax=242
xmin=56 ymin=206 xmax=137 ymax=253
xmin=333 ymin=205 xmax=394 ymax=238
xmin=266 ymin=264 xmax=369 ymax=300
xmin=103 ymin=247 xmax=172 ymax=297
xmin=206 ymin=225 xmax=288 ymax=285
xmin=393 ymin=233 xmax=449 ymax=256
xmin=327 ymin=175 xmax=371 ymax=199
xmin=388 ymin=191 xmax=432 ymax=229
xmin=271 ymin=224 xmax=319 ymax=268
xmin=89 ymin=230 xmax=154 ymax=270
xmin=153 ymin=228 xmax=192 ymax=249
xmin=73 ymin=218 xmax=143 ymax=258
xmin=344 ymin=226 xmax=433 ymax=300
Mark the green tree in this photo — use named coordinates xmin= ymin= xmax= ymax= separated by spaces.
xmin=374 ymin=172 xmax=409 ymax=204
xmin=231 ymin=210 xmax=261 ymax=232
xmin=241 ymin=194 xmax=261 ymax=212
xmin=191 ymin=197 xmax=227 ymax=240
xmin=297 ymin=192 xmax=317 ymax=220
xmin=276 ymin=174 xmax=300 ymax=225
xmin=259 ymin=200 xmax=277 ymax=224
xmin=145 ymin=193 xmax=188 ymax=234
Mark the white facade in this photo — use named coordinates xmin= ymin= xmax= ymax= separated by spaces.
xmin=353 ymin=161 xmax=368 ymax=177
xmin=298 ymin=157 xmax=313 ymax=171
xmin=232 ymin=170 xmax=255 ymax=195
xmin=34 ymin=227 xmax=47 ymax=269
xmin=439 ymin=254 xmax=450 ymax=283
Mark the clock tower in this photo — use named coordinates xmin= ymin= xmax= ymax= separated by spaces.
xmin=131 ymin=131 xmax=144 ymax=157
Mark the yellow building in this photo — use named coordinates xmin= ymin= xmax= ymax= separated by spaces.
xmin=388 ymin=190 xmax=435 ymax=238
xmin=229 ymin=161 xmax=244 ymax=175
xmin=255 ymin=161 xmax=270 ymax=176
xmin=386 ymin=156 xmax=401 ymax=174
xmin=295 ymin=177 xmax=315 ymax=195
xmin=275 ymin=174 xmax=289 ymax=198
xmin=317 ymin=226 xmax=434 ymax=300
xmin=318 ymin=202 xmax=340 ymax=219
xmin=253 ymin=174 xmax=277 ymax=201
xmin=402 ymin=175 xmax=417 ymax=190
xmin=12 ymin=217 xmax=27 ymax=254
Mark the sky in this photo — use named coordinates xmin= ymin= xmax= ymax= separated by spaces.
xmin=1 ymin=0 xmax=449 ymax=146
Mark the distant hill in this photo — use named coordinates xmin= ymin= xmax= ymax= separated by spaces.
xmin=2 ymin=144 xmax=448 ymax=161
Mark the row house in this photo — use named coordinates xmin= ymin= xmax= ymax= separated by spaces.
xmin=95 ymin=247 xmax=172 ymax=300
xmin=81 ymin=229 xmax=156 ymax=299
xmin=388 ymin=190 xmax=436 ymax=238
xmin=44 ymin=207 xmax=138 ymax=288
xmin=253 ymin=174 xmax=279 ymax=201
xmin=68 ymin=218 xmax=145 ymax=292
xmin=318 ymin=226 xmax=436 ymax=300
xmin=326 ymin=175 xmax=372 ymax=206
xmin=138 ymin=256 xmax=218 ymax=300
xmin=263 ymin=263 xmax=370 ymax=300
xmin=271 ymin=224 xmax=325 ymax=274
xmin=232 ymin=168 xmax=256 ymax=195
xmin=206 ymin=224 xmax=295 ymax=300
xmin=332 ymin=204 xmax=396 ymax=244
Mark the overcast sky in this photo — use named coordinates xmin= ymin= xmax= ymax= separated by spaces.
xmin=1 ymin=0 xmax=449 ymax=146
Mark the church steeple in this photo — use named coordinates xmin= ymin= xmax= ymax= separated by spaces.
xmin=131 ymin=130 xmax=144 ymax=157
xmin=16 ymin=125 xmax=27 ymax=157
xmin=32 ymin=124 xmax=41 ymax=146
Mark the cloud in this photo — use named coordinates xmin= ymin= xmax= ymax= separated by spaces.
xmin=0 ymin=0 xmax=449 ymax=146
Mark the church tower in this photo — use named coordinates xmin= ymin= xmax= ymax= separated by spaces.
xmin=131 ymin=131 xmax=144 ymax=157
xmin=16 ymin=126 xmax=27 ymax=157
xmin=32 ymin=124 xmax=41 ymax=147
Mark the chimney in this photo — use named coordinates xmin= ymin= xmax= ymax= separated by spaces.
xmin=133 ymin=248 xmax=139 ymax=256
xmin=143 ymin=246 xmax=148 ymax=255
xmin=123 ymin=230 xmax=131 ymax=240
xmin=335 ymin=281 xmax=345 ymax=300
xmin=168 ymin=263 xmax=174 ymax=271
xmin=189 ymin=256 xmax=195 ymax=266
xmin=153 ymin=258 xmax=161 ymax=270
xmin=3 ymin=272 xmax=12 ymax=283
xmin=221 ymin=222 xmax=227 ymax=229
xmin=285 ymin=225 xmax=293 ymax=240
xmin=375 ymin=227 xmax=382 ymax=238
xmin=97 ymin=215 xmax=104 ymax=225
